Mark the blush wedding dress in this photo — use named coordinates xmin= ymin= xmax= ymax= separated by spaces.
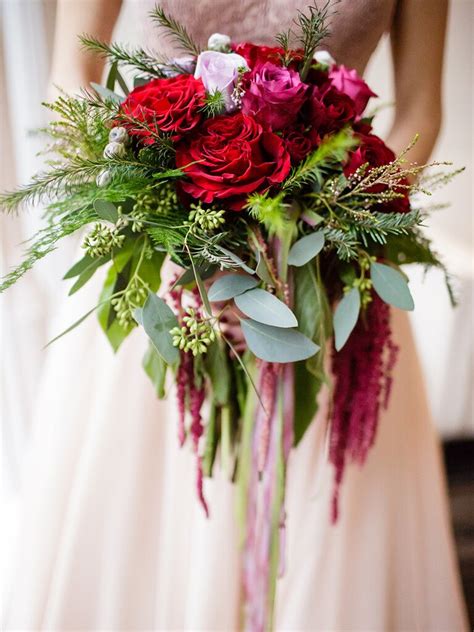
xmin=3 ymin=1 xmax=468 ymax=630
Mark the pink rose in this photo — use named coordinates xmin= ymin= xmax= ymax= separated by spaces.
xmin=194 ymin=51 xmax=248 ymax=112
xmin=241 ymin=62 xmax=308 ymax=131
xmin=329 ymin=65 xmax=376 ymax=116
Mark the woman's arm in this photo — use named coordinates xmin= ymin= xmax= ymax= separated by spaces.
xmin=49 ymin=0 xmax=123 ymax=91
xmin=387 ymin=0 xmax=448 ymax=164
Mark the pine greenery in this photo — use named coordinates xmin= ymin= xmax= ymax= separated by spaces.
xmin=150 ymin=5 xmax=202 ymax=57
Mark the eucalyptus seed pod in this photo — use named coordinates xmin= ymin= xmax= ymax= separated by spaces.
xmin=108 ymin=126 xmax=129 ymax=145
xmin=103 ymin=141 xmax=126 ymax=159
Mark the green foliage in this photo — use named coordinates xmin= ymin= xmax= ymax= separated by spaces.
xmin=283 ymin=130 xmax=355 ymax=194
xmin=80 ymin=35 xmax=167 ymax=77
xmin=150 ymin=5 xmax=201 ymax=56
xmin=245 ymin=191 xmax=289 ymax=235
xmin=143 ymin=343 xmax=168 ymax=398
xmin=0 ymin=207 xmax=95 ymax=292
xmin=200 ymin=91 xmax=226 ymax=118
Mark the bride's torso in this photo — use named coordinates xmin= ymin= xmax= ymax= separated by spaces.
xmin=119 ymin=0 xmax=397 ymax=73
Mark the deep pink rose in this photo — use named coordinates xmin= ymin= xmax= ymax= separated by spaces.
xmin=306 ymin=84 xmax=356 ymax=135
xmin=241 ymin=62 xmax=308 ymax=131
xmin=176 ymin=112 xmax=291 ymax=210
xmin=329 ymin=65 xmax=376 ymax=116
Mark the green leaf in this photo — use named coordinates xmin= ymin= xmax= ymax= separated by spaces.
xmin=142 ymin=292 xmax=179 ymax=365
xmin=90 ymin=82 xmax=123 ymax=103
xmin=106 ymin=61 xmax=118 ymax=91
xmin=235 ymin=288 xmax=298 ymax=328
xmin=208 ymin=274 xmax=258 ymax=302
xmin=97 ymin=263 xmax=134 ymax=352
xmin=240 ymin=319 xmax=319 ymax=363
xmin=214 ymin=245 xmax=255 ymax=275
xmin=45 ymin=302 xmax=104 ymax=348
xmin=294 ymin=361 xmax=320 ymax=446
xmin=190 ymin=257 xmax=212 ymax=316
xmin=202 ymin=403 xmax=219 ymax=477
xmin=93 ymin=199 xmax=119 ymax=223
xmin=142 ymin=343 xmax=168 ymax=398
xmin=174 ymin=265 xmax=216 ymax=287
xmin=63 ymin=254 xmax=105 ymax=279
xmin=371 ymin=262 xmax=415 ymax=311
xmin=288 ymin=231 xmax=325 ymax=267
xmin=333 ymin=288 xmax=360 ymax=351
xmin=68 ymin=256 xmax=109 ymax=296
xmin=204 ymin=340 xmax=231 ymax=405
xmin=255 ymin=251 xmax=273 ymax=284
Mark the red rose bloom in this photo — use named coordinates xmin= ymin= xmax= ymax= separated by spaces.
xmin=283 ymin=126 xmax=319 ymax=164
xmin=241 ymin=62 xmax=309 ymax=131
xmin=233 ymin=42 xmax=302 ymax=69
xmin=344 ymin=133 xmax=410 ymax=213
xmin=176 ymin=112 xmax=291 ymax=210
xmin=120 ymin=75 xmax=206 ymax=142
xmin=306 ymin=84 xmax=356 ymax=135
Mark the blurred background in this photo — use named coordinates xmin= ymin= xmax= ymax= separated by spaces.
xmin=1 ymin=0 xmax=473 ymax=618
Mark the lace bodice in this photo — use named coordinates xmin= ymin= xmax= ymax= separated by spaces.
xmin=122 ymin=0 xmax=397 ymax=73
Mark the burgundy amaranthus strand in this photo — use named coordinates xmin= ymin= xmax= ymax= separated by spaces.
xmin=329 ymin=294 xmax=399 ymax=522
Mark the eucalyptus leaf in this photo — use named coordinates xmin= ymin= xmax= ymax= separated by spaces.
xmin=333 ymin=287 xmax=361 ymax=351
xmin=288 ymin=230 xmax=325 ymax=267
xmin=204 ymin=340 xmax=231 ymax=405
xmin=94 ymin=199 xmax=119 ymax=223
xmin=208 ymin=274 xmax=258 ymax=302
xmin=90 ymin=82 xmax=124 ymax=103
xmin=235 ymin=288 xmax=298 ymax=328
xmin=240 ymin=319 xmax=319 ymax=363
xmin=371 ymin=262 xmax=415 ymax=311
xmin=142 ymin=344 xmax=168 ymax=398
xmin=142 ymin=292 xmax=179 ymax=365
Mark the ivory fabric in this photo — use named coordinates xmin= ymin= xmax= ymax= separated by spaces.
xmin=3 ymin=1 xmax=468 ymax=630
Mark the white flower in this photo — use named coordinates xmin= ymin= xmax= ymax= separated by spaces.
xmin=194 ymin=50 xmax=248 ymax=112
xmin=96 ymin=169 xmax=112 ymax=188
xmin=108 ymin=126 xmax=129 ymax=145
xmin=103 ymin=141 xmax=126 ymax=159
xmin=313 ymin=50 xmax=336 ymax=67
xmin=207 ymin=32 xmax=232 ymax=52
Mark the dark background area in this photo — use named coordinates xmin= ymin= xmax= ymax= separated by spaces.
xmin=444 ymin=438 xmax=474 ymax=625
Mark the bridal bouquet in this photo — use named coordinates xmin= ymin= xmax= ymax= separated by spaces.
xmin=1 ymin=4 xmax=458 ymax=629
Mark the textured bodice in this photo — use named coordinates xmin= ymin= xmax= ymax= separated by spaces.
xmin=124 ymin=0 xmax=397 ymax=73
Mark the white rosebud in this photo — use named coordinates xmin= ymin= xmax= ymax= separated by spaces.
xmin=313 ymin=50 xmax=336 ymax=67
xmin=96 ymin=169 xmax=112 ymax=188
xmin=207 ymin=32 xmax=232 ymax=52
xmin=103 ymin=141 xmax=126 ymax=159
xmin=108 ymin=126 xmax=129 ymax=145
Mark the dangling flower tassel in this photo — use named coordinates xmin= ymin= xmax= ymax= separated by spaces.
xmin=329 ymin=294 xmax=399 ymax=522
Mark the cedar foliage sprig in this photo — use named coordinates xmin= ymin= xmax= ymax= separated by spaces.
xmin=150 ymin=5 xmax=201 ymax=57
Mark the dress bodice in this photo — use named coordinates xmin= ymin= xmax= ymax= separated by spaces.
xmin=124 ymin=0 xmax=397 ymax=74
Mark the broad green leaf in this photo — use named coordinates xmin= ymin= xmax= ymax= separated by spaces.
xmin=68 ymin=256 xmax=109 ymax=296
xmin=142 ymin=292 xmax=179 ymax=365
xmin=97 ymin=263 xmax=134 ymax=352
xmin=174 ymin=265 xmax=216 ymax=287
xmin=202 ymin=403 xmax=218 ymax=477
xmin=255 ymin=251 xmax=273 ymax=284
xmin=204 ymin=340 xmax=231 ymax=405
xmin=235 ymin=288 xmax=298 ymax=328
xmin=294 ymin=361 xmax=320 ymax=445
xmin=190 ymin=258 xmax=212 ymax=316
xmin=90 ymin=82 xmax=123 ymax=103
xmin=106 ymin=61 xmax=118 ymax=91
xmin=142 ymin=343 xmax=168 ymax=398
xmin=240 ymin=319 xmax=319 ymax=363
xmin=94 ymin=199 xmax=119 ymax=223
xmin=371 ymin=262 xmax=415 ymax=311
xmin=288 ymin=230 xmax=325 ymax=267
xmin=208 ymin=274 xmax=258 ymax=302
xmin=63 ymin=254 xmax=107 ymax=280
xmin=333 ymin=287 xmax=361 ymax=351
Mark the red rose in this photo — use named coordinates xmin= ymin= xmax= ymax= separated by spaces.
xmin=283 ymin=126 xmax=319 ymax=164
xmin=306 ymin=85 xmax=356 ymax=135
xmin=344 ymin=133 xmax=410 ymax=213
xmin=232 ymin=42 xmax=302 ymax=69
xmin=120 ymin=75 xmax=206 ymax=142
xmin=329 ymin=65 xmax=376 ymax=116
xmin=176 ymin=112 xmax=291 ymax=210
xmin=241 ymin=62 xmax=308 ymax=131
